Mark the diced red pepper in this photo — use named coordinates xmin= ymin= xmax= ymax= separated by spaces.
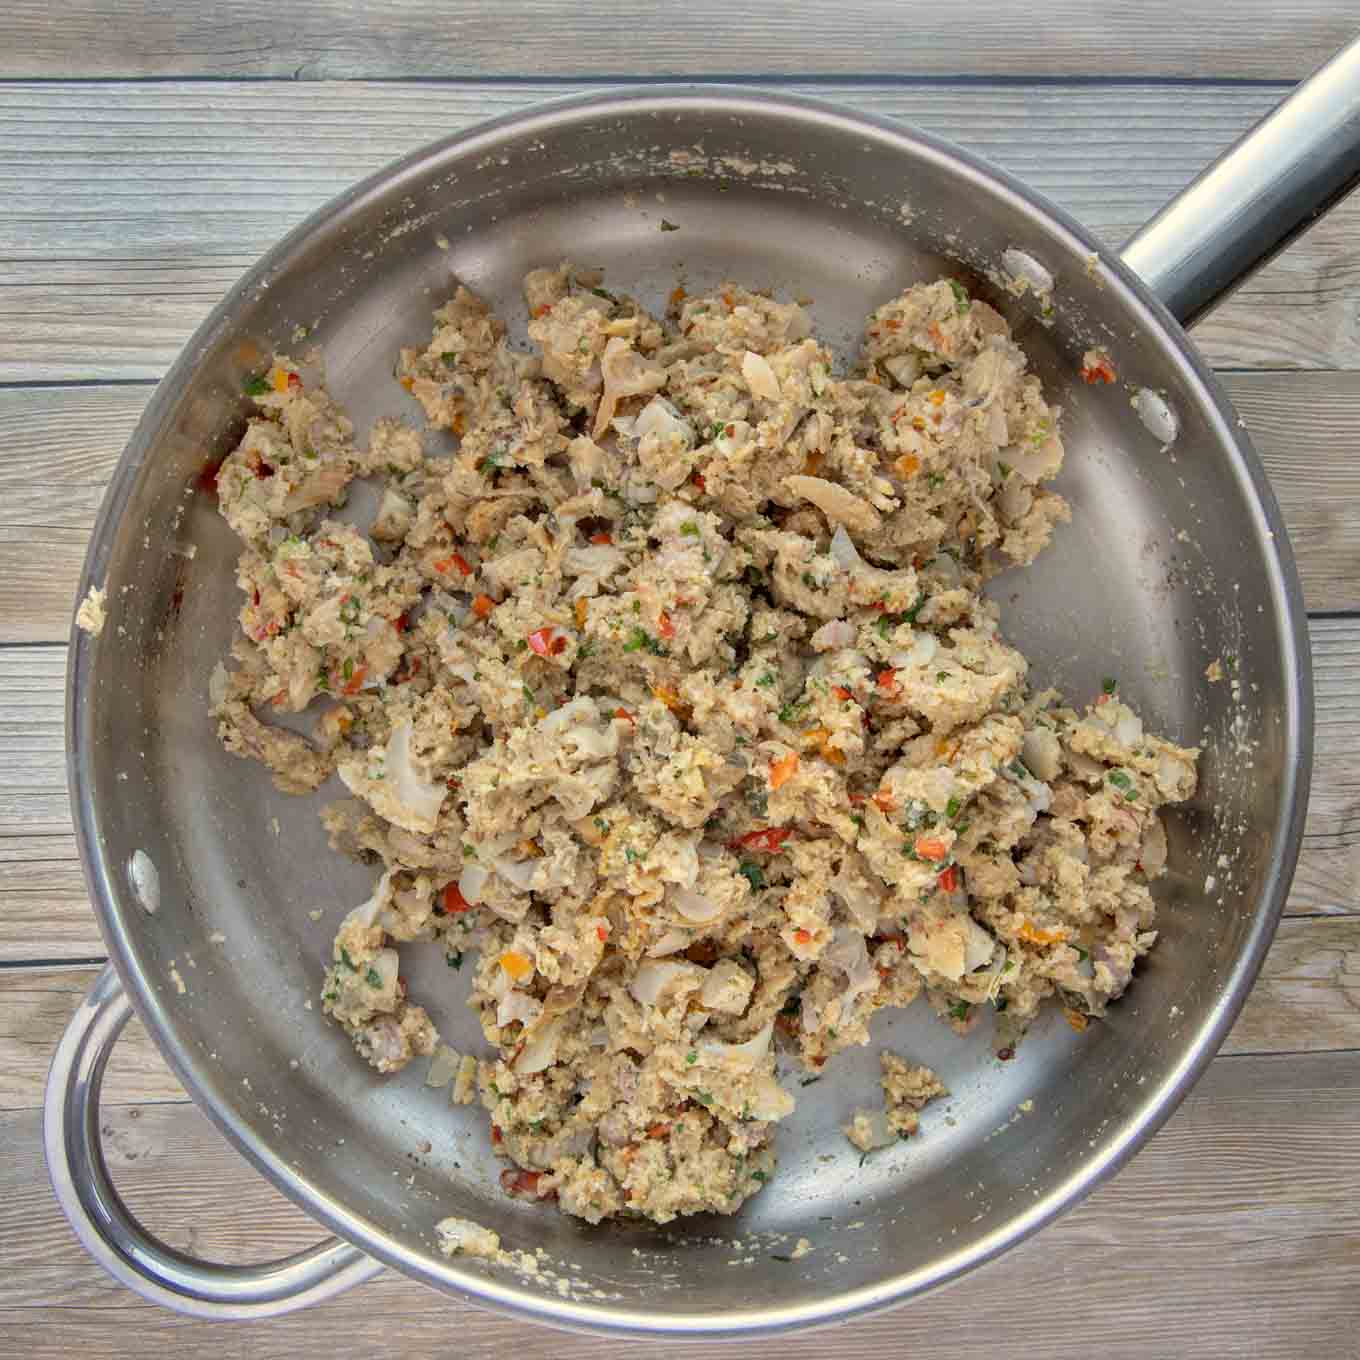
xmin=286 ymin=371 xmax=302 ymax=391
xmin=393 ymin=611 xmax=410 ymax=633
xmin=657 ymin=611 xmax=675 ymax=640
xmin=691 ymin=472 xmax=706 ymax=493
xmin=877 ymin=669 xmax=897 ymax=691
xmin=443 ymin=882 xmax=472 ymax=915
xmin=500 ymin=1168 xmax=553 ymax=1199
xmin=527 ymin=627 xmax=555 ymax=657
xmin=434 ymin=552 xmax=473 ymax=577
xmin=596 ymin=924 xmax=609 ymax=942
xmin=614 ymin=707 xmax=634 ymax=724
xmin=832 ymin=685 xmax=853 ymax=702
xmin=1081 ymin=353 xmax=1117 ymax=384
xmin=589 ymin=531 xmax=613 ymax=545
xmin=729 ymin=827 xmax=792 ymax=854
xmin=490 ymin=1124 xmax=503 ymax=1145
xmin=471 ymin=594 xmax=495 ymax=620
xmin=341 ymin=664 xmax=367 ymax=696
xmin=937 ymin=864 xmax=960 ymax=893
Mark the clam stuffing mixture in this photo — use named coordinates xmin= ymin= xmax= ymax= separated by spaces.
xmin=210 ymin=263 xmax=1198 ymax=1224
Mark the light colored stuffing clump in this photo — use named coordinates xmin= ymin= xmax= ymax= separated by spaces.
xmin=210 ymin=264 xmax=1198 ymax=1224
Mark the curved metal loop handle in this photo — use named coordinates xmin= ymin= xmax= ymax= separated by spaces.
xmin=43 ymin=965 xmax=384 ymax=1318
xmin=1122 ymin=35 xmax=1360 ymax=328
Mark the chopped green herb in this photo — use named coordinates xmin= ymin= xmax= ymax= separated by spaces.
xmin=738 ymin=860 xmax=766 ymax=892
xmin=440 ymin=351 xmax=458 ymax=364
xmin=936 ymin=670 xmax=949 ymax=684
xmin=949 ymin=279 xmax=971 ymax=314
xmin=1102 ymin=676 xmax=1118 ymax=695
xmin=756 ymin=671 xmax=777 ymax=688
xmin=243 ymin=373 xmax=271 ymax=397
xmin=589 ymin=286 xmax=617 ymax=303
xmin=1075 ymin=946 xmax=1090 ymax=962
xmin=997 ymin=461 xmax=1013 ymax=480
xmin=342 ymin=657 xmax=354 ymax=682
xmin=462 ymin=843 xmax=477 ymax=859
xmin=1108 ymin=769 xmax=1137 ymax=799
xmin=1008 ymin=758 xmax=1032 ymax=780
xmin=446 ymin=951 xmax=464 ymax=970
xmin=622 ymin=627 xmax=667 ymax=656
xmin=799 ymin=1075 xmax=822 ymax=1087
xmin=624 ymin=846 xmax=641 ymax=864
xmin=338 ymin=947 xmax=357 ymax=973
xmin=696 ymin=1090 xmax=714 ymax=1106
xmin=364 ymin=967 xmax=382 ymax=987
xmin=945 ymin=796 xmax=961 ymax=820
xmin=659 ymin=218 xmax=681 ymax=232
xmin=751 ymin=1170 xmax=769 ymax=1183
xmin=770 ymin=1254 xmax=794 ymax=1263
xmin=686 ymin=1050 xmax=698 ymax=1065
xmin=948 ymin=999 xmax=971 ymax=1021
xmin=777 ymin=700 xmax=809 ymax=725
xmin=680 ymin=520 xmax=701 ymax=538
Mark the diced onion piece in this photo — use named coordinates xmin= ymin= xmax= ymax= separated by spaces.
xmin=828 ymin=524 xmax=862 ymax=570
xmin=515 ymin=1014 xmax=566 ymax=1075
xmin=628 ymin=960 xmax=704 ymax=1007
xmin=741 ymin=350 xmax=781 ymax=401
xmin=385 ymin=721 xmax=447 ymax=832
xmin=458 ymin=862 xmax=489 ymax=905
xmin=670 ymin=886 xmax=724 ymax=924
xmin=698 ymin=1019 xmax=774 ymax=1070
xmin=1002 ymin=248 xmax=1054 ymax=294
xmin=747 ymin=1072 xmax=796 ymax=1122
xmin=1133 ymin=388 xmax=1178 ymax=445
xmin=425 ymin=1044 xmax=462 ymax=1089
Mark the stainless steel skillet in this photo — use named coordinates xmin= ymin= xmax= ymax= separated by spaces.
xmin=48 ymin=40 xmax=1359 ymax=1337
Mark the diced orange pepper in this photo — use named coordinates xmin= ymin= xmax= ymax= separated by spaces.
xmin=531 ymin=304 xmax=552 ymax=319
xmin=802 ymin=727 xmax=845 ymax=766
xmin=341 ymin=664 xmax=367 ymax=696
xmin=769 ymin=751 xmax=800 ymax=790
xmin=399 ymin=375 xmax=414 ymax=392
xmin=472 ymin=593 xmax=495 ymax=620
xmin=1018 ymin=921 xmax=1069 ymax=946
xmin=877 ymin=669 xmax=897 ymax=692
xmin=657 ymin=611 xmax=675 ymax=640
xmin=872 ymin=790 xmax=897 ymax=814
xmin=646 ymin=1122 xmax=670 ymax=1139
xmin=434 ymin=552 xmax=473 ymax=577
xmin=832 ymin=686 xmax=853 ymax=702
xmin=793 ymin=928 xmax=812 ymax=946
xmin=928 ymin=321 xmax=949 ymax=353
xmin=722 ymin=291 xmax=735 ymax=309
xmin=516 ymin=839 xmax=543 ymax=859
xmin=499 ymin=951 xmax=534 ymax=982
xmin=669 ymin=286 xmax=686 ymax=307
xmin=450 ymin=411 xmax=466 ymax=437
xmin=929 ymin=389 xmax=946 ymax=407
xmin=1063 ymin=1008 xmax=1090 ymax=1033
xmin=590 ymin=531 xmax=613 ymax=545
xmin=914 ymin=836 xmax=949 ymax=863
xmin=802 ymin=451 xmax=823 ymax=477
xmin=574 ymin=597 xmax=589 ymax=629
xmin=652 ymin=683 xmax=689 ymax=719
xmin=895 ymin=453 xmax=921 ymax=478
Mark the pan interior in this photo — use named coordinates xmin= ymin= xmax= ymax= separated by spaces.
xmin=76 ymin=92 xmax=1299 ymax=1330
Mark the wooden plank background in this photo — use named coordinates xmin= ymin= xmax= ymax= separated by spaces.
xmin=3 ymin=6 xmax=1358 ymax=1356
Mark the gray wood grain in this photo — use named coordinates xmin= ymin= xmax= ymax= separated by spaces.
xmin=4 ymin=1049 xmax=1357 ymax=1355
xmin=3 ymin=82 xmax=1359 ymax=379
xmin=2 ymin=0 xmax=1353 ymax=80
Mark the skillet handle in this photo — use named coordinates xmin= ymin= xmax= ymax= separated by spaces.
xmin=1121 ymin=35 xmax=1360 ymax=329
xmin=44 ymin=965 xmax=384 ymax=1318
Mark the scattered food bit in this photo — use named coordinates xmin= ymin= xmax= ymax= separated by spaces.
xmin=1132 ymin=387 xmax=1179 ymax=446
xmin=1080 ymin=348 xmax=1116 ymax=384
xmin=435 ymin=1215 xmax=502 ymax=1260
xmin=1205 ymin=658 xmax=1224 ymax=683
xmin=75 ymin=585 xmax=107 ymax=636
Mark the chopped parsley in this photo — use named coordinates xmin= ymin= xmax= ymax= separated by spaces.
xmin=623 ymin=627 xmax=667 ymax=656
xmin=948 ymin=999 xmax=971 ymax=1021
xmin=756 ymin=671 xmax=777 ymax=688
xmin=799 ymin=1075 xmax=822 ymax=1087
xmin=686 ymin=1051 xmax=698 ymax=1065
xmin=1108 ymin=769 xmax=1137 ymax=798
xmin=949 ymin=279 xmax=971 ymax=314
xmin=1102 ymin=675 xmax=1118 ymax=694
xmin=945 ymin=796 xmax=962 ymax=820
xmin=659 ymin=218 xmax=681 ymax=232
xmin=695 ymin=1090 xmax=714 ymax=1106
xmin=243 ymin=373 xmax=272 ymax=397
xmin=440 ymin=351 xmax=458 ymax=364
xmin=364 ymin=967 xmax=382 ymax=987
xmin=777 ymin=700 xmax=809 ymax=725
xmin=589 ymin=286 xmax=617 ymax=303
xmin=446 ymin=951 xmax=464 ymax=970
xmin=751 ymin=1170 xmax=769 ymax=1183
xmin=997 ymin=461 xmax=1013 ymax=480
xmin=936 ymin=670 xmax=949 ymax=684
xmin=738 ymin=861 xmax=766 ymax=892
xmin=338 ymin=947 xmax=357 ymax=973
xmin=680 ymin=520 xmax=701 ymax=538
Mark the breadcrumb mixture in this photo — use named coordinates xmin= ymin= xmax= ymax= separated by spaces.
xmin=209 ymin=263 xmax=1197 ymax=1224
